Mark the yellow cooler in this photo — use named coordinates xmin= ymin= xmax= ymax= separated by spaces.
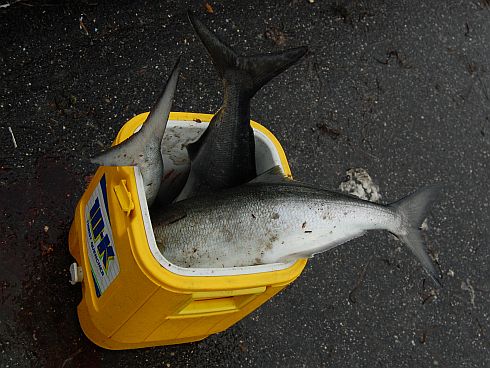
xmin=68 ymin=112 xmax=307 ymax=350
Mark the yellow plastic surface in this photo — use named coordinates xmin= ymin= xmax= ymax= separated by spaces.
xmin=68 ymin=112 xmax=307 ymax=350
xmin=114 ymin=180 xmax=134 ymax=215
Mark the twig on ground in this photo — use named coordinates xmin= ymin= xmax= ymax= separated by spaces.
xmin=8 ymin=127 xmax=17 ymax=148
xmin=60 ymin=347 xmax=83 ymax=368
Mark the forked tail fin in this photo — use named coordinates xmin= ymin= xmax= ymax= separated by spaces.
xmin=188 ymin=12 xmax=307 ymax=98
xmin=90 ymin=57 xmax=181 ymax=206
xmin=390 ymin=185 xmax=444 ymax=287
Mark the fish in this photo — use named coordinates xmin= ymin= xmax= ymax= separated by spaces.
xmin=152 ymin=167 xmax=443 ymax=286
xmin=90 ymin=57 xmax=181 ymax=207
xmin=175 ymin=12 xmax=308 ymax=201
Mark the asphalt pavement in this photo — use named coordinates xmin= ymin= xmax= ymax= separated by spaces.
xmin=1 ymin=1 xmax=489 ymax=367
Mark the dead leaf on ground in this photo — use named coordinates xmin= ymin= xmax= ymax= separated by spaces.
xmin=84 ymin=175 xmax=94 ymax=187
xmin=264 ymin=26 xmax=287 ymax=46
xmin=316 ymin=123 xmax=341 ymax=140
xmin=40 ymin=241 xmax=54 ymax=256
xmin=204 ymin=2 xmax=214 ymax=14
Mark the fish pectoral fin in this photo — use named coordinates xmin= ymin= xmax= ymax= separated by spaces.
xmin=248 ymin=165 xmax=293 ymax=184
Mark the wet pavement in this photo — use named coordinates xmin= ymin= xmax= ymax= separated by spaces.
xmin=1 ymin=0 xmax=489 ymax=367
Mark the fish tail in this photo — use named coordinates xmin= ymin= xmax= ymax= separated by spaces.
xmin=390 ymin=185 xmax=444 ymax=287
xmin=90 ymin=57 xmax=181 ymax=206
xmin=188 ymin=11 xmax=307 ymax=97
xmin=90 ymin=56 xmax=181 ymax=167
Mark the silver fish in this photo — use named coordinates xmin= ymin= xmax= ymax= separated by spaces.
xmin=175 ymin=13 xmax=308 ymax=201
xmin=152 ymin=167 xmax=443 ymax=286
xmin=90 ymin=58 xmax=181 ymax=207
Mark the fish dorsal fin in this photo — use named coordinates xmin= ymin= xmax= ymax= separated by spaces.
xmin=248 ymin=165 xmax=293 ymax=184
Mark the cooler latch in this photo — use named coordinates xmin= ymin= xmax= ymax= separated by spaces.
xmin=114 ymin=180 xmax=135 ymax=216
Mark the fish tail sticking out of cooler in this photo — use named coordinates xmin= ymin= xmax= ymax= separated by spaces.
xmin=176 ymin=13 xmax=307 ymax=201
xmin=90 ymin=58 xmax=181 ymax=207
